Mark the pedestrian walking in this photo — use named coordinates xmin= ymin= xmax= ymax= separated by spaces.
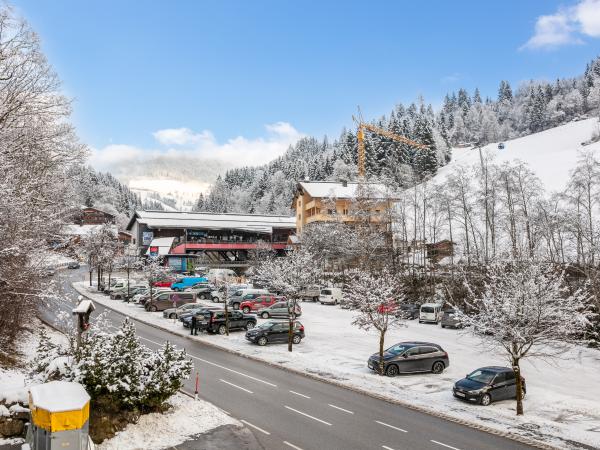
xmin=191 ymin=314 xmax=198 ymax=336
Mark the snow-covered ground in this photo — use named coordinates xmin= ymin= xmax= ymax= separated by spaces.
xmin=98 ymin=392 xmax=238 ymax=450
xmin=74 ymin=281 xmax=600 ymax=450
xmin=439 ymin=117 xmax=600 ymax=192
xmin=0 ymin=318 xmax=235 ymax=450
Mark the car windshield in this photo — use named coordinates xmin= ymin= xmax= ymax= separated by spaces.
xmin=422 ymin=306 xmax=434 ymax=313
xmin=467 ymin=369 xmax=497 ymax=384
xmin=386 ymin=344 xmax=411 ymax=356
xmin=321 ymin=289 xmax=332 ymax=295
xmin=256 ymin=322 xmax=275 ymax=329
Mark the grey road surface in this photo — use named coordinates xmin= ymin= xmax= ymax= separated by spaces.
xmin=46 ymin=267 xmax=537 ymax=450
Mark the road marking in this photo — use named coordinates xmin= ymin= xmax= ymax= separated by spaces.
xmin=188 ymin=354 xmax=277 ymax=387
xmin=289 ymin=390 xmax=311 ymax=399
xmin=431 ymin=440 xmax=461 ymax=450
xmin=284 ymin=405 xmax=332 ymax=426
xmin=328 ymin=404 xmax=354 ymax=414
xmin=382 ymin=446 xmax=395 ymax=450
xmin=284 ymin=441 xmax=304 ymax=450
xmin=375 ymin=420 xmax=407 ymax=433
xmin=219 ymin=379 xmax=253 ymax=394
xmin=241 ymin=420 xmax=270 ymax=435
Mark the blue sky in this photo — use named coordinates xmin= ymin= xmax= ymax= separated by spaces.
xmin=14 ymin=0 xmax=600 ymax=172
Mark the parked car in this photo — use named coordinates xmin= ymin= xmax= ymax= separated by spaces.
xmin=163 ymin=302 xmax=206 ymax=319
xmin=398 ymin=303 xmax=420 ymax=320
xmin=240 ymin=295 xmax=284 ymax=314
xmin=67 ymin=261 xmax=80 ymax=269
xmin=145 ymin=291 xmax=197 ymax=312
xmin=103 ymin=278 xmax=125 ymax=293
xmin=210 ymin=284 xmax=252 ymax=303
xmin=184 ymin=282 xmax=216 ymax=299
xmin=110 ymin=284 xmax=147 ymax=300
xmin=197 ymin=310 xmax=257 ymax=334
xmin=257 ymin=301 xmax=301 ymax=319
xmin=453 ymin=367 xmax=526 ymax=406
xmin=419 ymin=303 xmax=443 ymax=324
xmin=245 ymin=320 xmax=305 ymax=346
xmin=441 ymin=308 xmax=462 ymax=328
xmin=171 ymin=276 xmax=209 ymax=291
xmin=228 ymin=288 xmax=269 ymax=310
xmin=367 ymin=341 xmax=449 ymax=376
xmin=299 ymin=285 xmax=321 ymax=302
xmin=181 ymin=306 xmax=223 ymax=328
xmin=153 ymin=277 xmax=176 ymax=288
xmin=319 ymin=287 xmax=342 ymax=305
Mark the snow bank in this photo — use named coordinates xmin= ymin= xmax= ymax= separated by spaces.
xmin=74 ymin=281 xmax=600 ymax=449
xmin=97 ymin=393 xmax=238 ymax=450
xmin=438 ymin=118 xmax=600 ymax=192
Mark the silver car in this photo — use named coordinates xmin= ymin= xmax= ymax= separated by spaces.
xmin=163 ymin=302 xmax=203 ymax=319
xmin=441 ymin=309 xmax=462 ymax=329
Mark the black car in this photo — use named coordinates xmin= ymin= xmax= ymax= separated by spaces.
xmin=453 ymin=366 xmax=526 ymax=406
xmin=67 ymin=261 xmax=80 ymax=269
xmin=198 ymin=310 xmax=257 ymax=334
xmin=367 ymin=342 xmax=449 ymax=376
xmin=245 ymin=320 xmax=305 ymax=346
xmin=180 ymin=306 xmax=222 ymax=327
xmin=397 ymin=303 xmax=420 ymax=320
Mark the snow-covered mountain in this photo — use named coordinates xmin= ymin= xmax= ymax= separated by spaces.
xmin=437 ymin=117 xmax=600 ymax=191
xmin=128 ymin=177 xmax=211 ymax=211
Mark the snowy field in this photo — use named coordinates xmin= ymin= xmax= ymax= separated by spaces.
xmin=74 ymin=282 xmax=600 ymax=450
xmin=438 ymin=117 xmax=600 ymax=192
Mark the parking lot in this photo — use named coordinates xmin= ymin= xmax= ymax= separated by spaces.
xmin=73 ymin=280 xmax=600 ymax=449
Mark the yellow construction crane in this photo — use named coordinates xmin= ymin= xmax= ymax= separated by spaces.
xmin=353 ymin=110 xmax=429 ymax=178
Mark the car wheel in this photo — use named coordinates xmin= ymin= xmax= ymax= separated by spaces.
xmin=432 ymin=361 xmax=445 ymax=374
xmin=218 ymin=325 xmax=227 ymax=335
xmin=212 ymin=297 xmax=219 ymax=303
xmin=149 ymin=305 xmax=157 ymax=312
xmin=261 ymin=312 xmax=269 ymax=319
xmin=480 ymin=393 xmax=492 ymax=406
xmin=245 ymin=321 xmax=255 ymax=330
xmin=441 ymin=325 xmax=446 ymax=328
xmin=242 ymin=306 xmax=251 ymax=314
xmin=418 ymin=320 xmax=423 ymax=323
xmin=335 ymin=299 xmax=338 ymax=305
xmin=385 ymin=364 xmax=399 ymax=377
xmin=169 ymin=313 xmax=176 ymax=319
xmin=292 ymin=334 xmax=301 ymax=344
xmin=199 ymin=294 xmax=207 ymax=300
xmin=257 ymin=336 xmax=267 ymax=346
xmin=233 ymin=303 xmax=240 ymax=310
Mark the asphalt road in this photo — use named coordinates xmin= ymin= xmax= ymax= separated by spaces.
xmin=49 ymin=268 xmax=536 ymax=450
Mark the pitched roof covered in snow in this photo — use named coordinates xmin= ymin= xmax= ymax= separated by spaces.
xmin=126 ymin=210 xmax=296 ymax=233
xmin=295 ymin=181 xmax=393 ymax=200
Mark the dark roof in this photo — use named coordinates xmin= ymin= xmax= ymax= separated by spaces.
xmin=479 ymin=366 xmax=512 ymax=372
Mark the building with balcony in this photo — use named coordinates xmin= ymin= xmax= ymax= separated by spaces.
xmin=126 ymin=210 xmax=296 ymax=271
xmin=292 ymin=181 xmax=396 ymax=233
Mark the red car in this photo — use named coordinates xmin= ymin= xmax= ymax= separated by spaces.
xmin=377 ymin=300 xmax=399 ymax=314
xmin=240 ymin=295 xmax=284 ymax=314
xmin=153 ymin=277 xmax=176 ymax=288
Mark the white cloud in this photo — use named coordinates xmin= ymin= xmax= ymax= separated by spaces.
xmin=521 ymin=0 xmax=600 ymax=50
xmin=90 ymin=122 xmax=303 ymax=176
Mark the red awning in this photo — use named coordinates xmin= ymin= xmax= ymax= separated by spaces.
xmin=170 ymin=243 xmax=287 ymax=254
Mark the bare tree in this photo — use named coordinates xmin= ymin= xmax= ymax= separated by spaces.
xmin=460 ymin=261 xmax=589 ymax=415
xmin=346 ymin=269 xmax=407 ymax=376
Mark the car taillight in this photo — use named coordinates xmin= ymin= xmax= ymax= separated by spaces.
xmin=299 ymin=325 xmax=304 ymax=332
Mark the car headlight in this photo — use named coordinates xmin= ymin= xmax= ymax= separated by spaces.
xmin=468 ymin=388 xmax=488 ymax=394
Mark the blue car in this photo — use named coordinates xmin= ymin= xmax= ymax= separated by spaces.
xmin=171 ymin=276 xmax=208 ymax=291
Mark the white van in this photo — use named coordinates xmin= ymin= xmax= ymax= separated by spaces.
xmin=320 ymin=288 xmax=343 ymax=305
xmin=419 ymin=303 xmax=443 ymax=323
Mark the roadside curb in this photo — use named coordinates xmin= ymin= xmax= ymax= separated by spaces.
xmin=73 ymin=283 xmax=562 ymax=450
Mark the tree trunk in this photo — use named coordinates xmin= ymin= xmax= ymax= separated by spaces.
xmin=378 ymin=330 xmax=386 ymax=376
xmin=512 ymin=356 xmax=524 ymax=415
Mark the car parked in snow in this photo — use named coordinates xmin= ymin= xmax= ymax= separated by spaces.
xmin=453 ymin=366 xmax=525 ymax=406
xmin=441 ymin=308 xmax=462 ymax=328
xmin=257 ymin=301 xmax=301 ymax=319
xmin=145 ymin=291 xmax=197 ymax=312
xmin=163 ymin=302 xmax=205 ymax=319
xmin=240 ymin=295 xmax=284 ymax=314
xmin=419 ymin=303 xmax=443 ymax=323
xmin=398 ymin=303 xmax=420 ymax=320
xmin=67 ymin=261 xmax=80 ymax=269
xmin=245 ymin=320 xmax=305 ymax=346
xmin=319 ymin=287 xmax=342 ymax=305
xmin=184 ymin=282 xmax=216 ymax=300
xmin=180 ymin=306 xmax=223 ymax=327
xmin=228 ymin=288 xmax=269 ymax=310
xmin=197 ymin=310 xmax=256 ymax=334
xmin=367 ymin=341 xmax=449 ymax=376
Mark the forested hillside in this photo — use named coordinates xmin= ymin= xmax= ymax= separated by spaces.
xmin=196 ymin=56 xmax=600 ymax=215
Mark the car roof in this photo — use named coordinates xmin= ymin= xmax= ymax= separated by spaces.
xmin=393 ymin=341 xmax=440 ymax=347
xmin=421 ymin=303 xmax=442 ymax=307
xmin=478 ymin=366 xmax=512 ymax=372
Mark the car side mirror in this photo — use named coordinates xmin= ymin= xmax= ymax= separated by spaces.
xmin=402 ymin=354 xmax=408 ymax=358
